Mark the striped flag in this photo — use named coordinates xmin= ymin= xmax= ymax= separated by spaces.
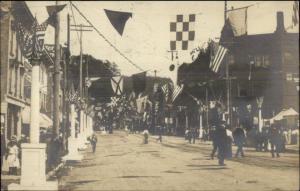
xmin=292 ymin=0 xmax=299 ymax=27
xmin=161 ymin=83 xmax=169 ymax=101
xmin=171 ymin=84 xmax=184 ymax=102
xmin=209 ymin=41 xmax=228 ymax=73
xmin=17 ymin=19 xmax=48 ymax=59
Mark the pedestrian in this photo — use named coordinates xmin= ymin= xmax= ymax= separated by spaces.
xmin=143 ymin=128 xmax=149 ymax=144
xmin=209 ymin=126 xmax=218 ymax=160
xmin=225 ymin=126 xmax=233 ymax=159
xmin=5 ymin=136 xmax=20 ymax=175
xmin=233 ymin=126 xmax=246 ymax=157
xmin=156 ymin=125 xmax=163 ymax=143
xmin=90 ymin=133 xmax=98 ymax=153
xmin=261 ymin=126 xmax=269 ymax=152
xmin=215 ymin=121 xmax=227 ymax=166
xmin=1 ymin=127 xmax=6 ymax=172
xmin=269 ymin=124 xmax=281 ymax=158
xmin=191 ymin=127 xmax=196 ymax=144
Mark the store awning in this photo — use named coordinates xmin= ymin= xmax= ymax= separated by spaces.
xmin=270 ymin=108 xmax=299 ymax=123
xmin=22 ymin=106 xmax=53 ymax=128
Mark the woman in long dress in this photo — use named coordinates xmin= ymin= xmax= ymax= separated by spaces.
xmin=6 ymin=136 xmax=20 ymax=175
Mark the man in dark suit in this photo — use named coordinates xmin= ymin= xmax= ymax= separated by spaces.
xmin=215 ymin=121 xmax=227 ymax=166
xmin=233 ymin=126 xmax=246 ymax=157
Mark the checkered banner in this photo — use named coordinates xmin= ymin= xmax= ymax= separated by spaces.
xmin=170 ymin=14 xmax=196 ymax=51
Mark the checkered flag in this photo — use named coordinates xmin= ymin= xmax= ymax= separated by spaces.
xmin=170 ymin=14 xmax=196 ymax=51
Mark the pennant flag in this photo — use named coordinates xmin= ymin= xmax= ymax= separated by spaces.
xmin=46 ymin=4 xmax=66 ymax=27
xmin=104 ymin=9 xmax=132 ymax=36
xmin=109 ymin=97 xmax=120 ymax=107
xmin=171 ymin=84 xmax=184 ymax=102
xmin=227 ymin=7 xmax=248 ymax=36
xmin=111 ymin=76 xmax=123 ymax=96
xmin=132 ymin=71 xmax=146 ymax=95
xmin=170 ymin=14 xmax=196 ymax=51
xmin=292 ymin=0 xmax=299 ymax=27
xmin=209 ymin=41 xmax=228 ymax=73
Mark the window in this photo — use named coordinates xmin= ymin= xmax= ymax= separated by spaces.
xmin=254 ymin=55 xmax=270 ymax=68
xmin=228 ymin=54 xmax=234 ymax=65
xmin=283 ymin=52 xmax=293 ymax=64
xmin=286 ymin=73 xmax=293 ymax=81
xmin=293 ymin=73 xmax=299 ymax=82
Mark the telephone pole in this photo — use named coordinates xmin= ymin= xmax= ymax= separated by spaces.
xmin=70 ymin=23 xmax=92 ymax=140
xmin=53 ymin=1 xmax=61 ymax=137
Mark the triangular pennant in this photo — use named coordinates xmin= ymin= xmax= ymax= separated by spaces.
xmin=104 ymin=9 xmax=132 ymax=36
xmin=46 ymin=4 xmax=66 ymax=27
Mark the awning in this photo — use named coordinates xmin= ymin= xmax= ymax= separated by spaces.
xmin=270 ymin=108 xmax=299 ymax=123
xmin=22 ymin=106 xmax=53 ymax=128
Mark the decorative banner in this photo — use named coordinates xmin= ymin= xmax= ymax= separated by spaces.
xmin=227 ymin=7 xmax=248 ymax=36
xmin=111 ymin=76 xmax=123 ymax=95
xmin=171 ymin=84 xmax=184 ymax=103
xmin=292 ymin=0 xmax=299 ymax=27
xmin=104 ymin=9 xmax=132 ymax=36
xmin=132 ymin=71 xmax=146 ymax=95
xmin=170 ymin=14 xmax=196 ymax=51
xmin=46 ymin=4 xmax=67 ymax=27
xmin=209 ymin=40 xmax=228 ymax=73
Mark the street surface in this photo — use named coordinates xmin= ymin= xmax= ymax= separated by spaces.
xmin=58 ymin=131 xmax=299 ymax=191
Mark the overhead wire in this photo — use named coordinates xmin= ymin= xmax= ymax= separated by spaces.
xmin=69 ymin=1 xmax=144 ymax=72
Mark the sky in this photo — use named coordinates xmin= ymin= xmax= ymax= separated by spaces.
xmin=26 ymin=1 xmax=298 ymax=78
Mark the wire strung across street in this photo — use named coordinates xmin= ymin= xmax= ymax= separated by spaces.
xmin=69 ymin=1 xmax=144 ymax=72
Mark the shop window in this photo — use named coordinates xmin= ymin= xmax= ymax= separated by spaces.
xmin=254 ymin=55 xmax=270 ymax=68
xmin=286 ymin=73 xmax=293 ymax=81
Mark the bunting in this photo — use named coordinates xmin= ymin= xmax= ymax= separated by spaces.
xmin=104 ymin=9 xmax=132 ymax=36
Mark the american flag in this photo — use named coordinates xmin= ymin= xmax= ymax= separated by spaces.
xmin=17 ymin=19 xmax=48 ymax=59
xmin=161 ymin=83 xmax=170 ymax=102
xmin=171 ymin=84 xmax=184 ymax=103
xmin=209 ymin=41 xmax=228 ymax=73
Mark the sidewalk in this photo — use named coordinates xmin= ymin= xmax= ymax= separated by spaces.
xmin=1 ymin=158 xmax=64 ymax=191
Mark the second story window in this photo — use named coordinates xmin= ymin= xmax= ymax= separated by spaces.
xmin=254 ymin=55 xmax=270 ymax=68
xmin=286 ymin=73 xmax=293 ymax=81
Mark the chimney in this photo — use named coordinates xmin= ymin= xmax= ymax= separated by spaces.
xmin=275 ymin=11 xmax=286 ymax=33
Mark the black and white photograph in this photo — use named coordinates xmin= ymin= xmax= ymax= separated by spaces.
xmin=0 ymin=1 xmax=299 ymax=191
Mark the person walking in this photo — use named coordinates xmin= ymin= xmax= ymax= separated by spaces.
xmin=5 ymin=136 xmax=20 ymax=175
xmin=215 ymin=122 xmax=227 ymax=166
xmin=143 ymin=128 xmax=149 ymax=144
xmin=90 ymin=133 xmax=98 ymax=153
xmin=1 ymin=128 xmax=6 ymax=172
xmin=210 ymin=126 xmax=218 ymax=160
xmin=233 ymin=126 xmax=246 ymax=157
xmin=157 ymin=125 xmax=163 ymax=143
xmin=269 ymin=124 xmax=281 ymax=158
xmin=191 ymin=127 xmax=196 ymax=144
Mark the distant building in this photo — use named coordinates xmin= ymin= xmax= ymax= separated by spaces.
xmin=226 ymin=12 xmax=299 ymax=119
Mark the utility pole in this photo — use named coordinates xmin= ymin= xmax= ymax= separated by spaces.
xmin=224 ymin=0 xmax=231 ymax=127
xmin=70 ymin=24 xmax=92 ymax=140
xmin=53 ymin=1 xmax=61 ymax=138
xmin=62 ymin=13 xmax=71 ymax=152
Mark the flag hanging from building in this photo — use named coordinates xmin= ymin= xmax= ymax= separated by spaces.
xmin=292 ymin=0 xmax=299 ymax=27
xmin=209 ymin=40 xmax=228 ymax=73
xmin=170 ymin=14 xmax=196 ymax=50
xmin=46 ymin=4 xmax=66 ymax=27
xmin=132 ymin=71 xmax=146 ymax=96
xmin=161 ymin=83 xmax=172 ymax=102
xmin=227 ymin=7 xmax=248 ymax=36
xmin=104 ymin=9 xmax=132 ymax=36
xmin=17 ymin=18 xmax=48 ymax=59
xmin=111 ymin=76 xmax=123 ymax=96
xmin=171 ymin=84 xmax=184 ymax=103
